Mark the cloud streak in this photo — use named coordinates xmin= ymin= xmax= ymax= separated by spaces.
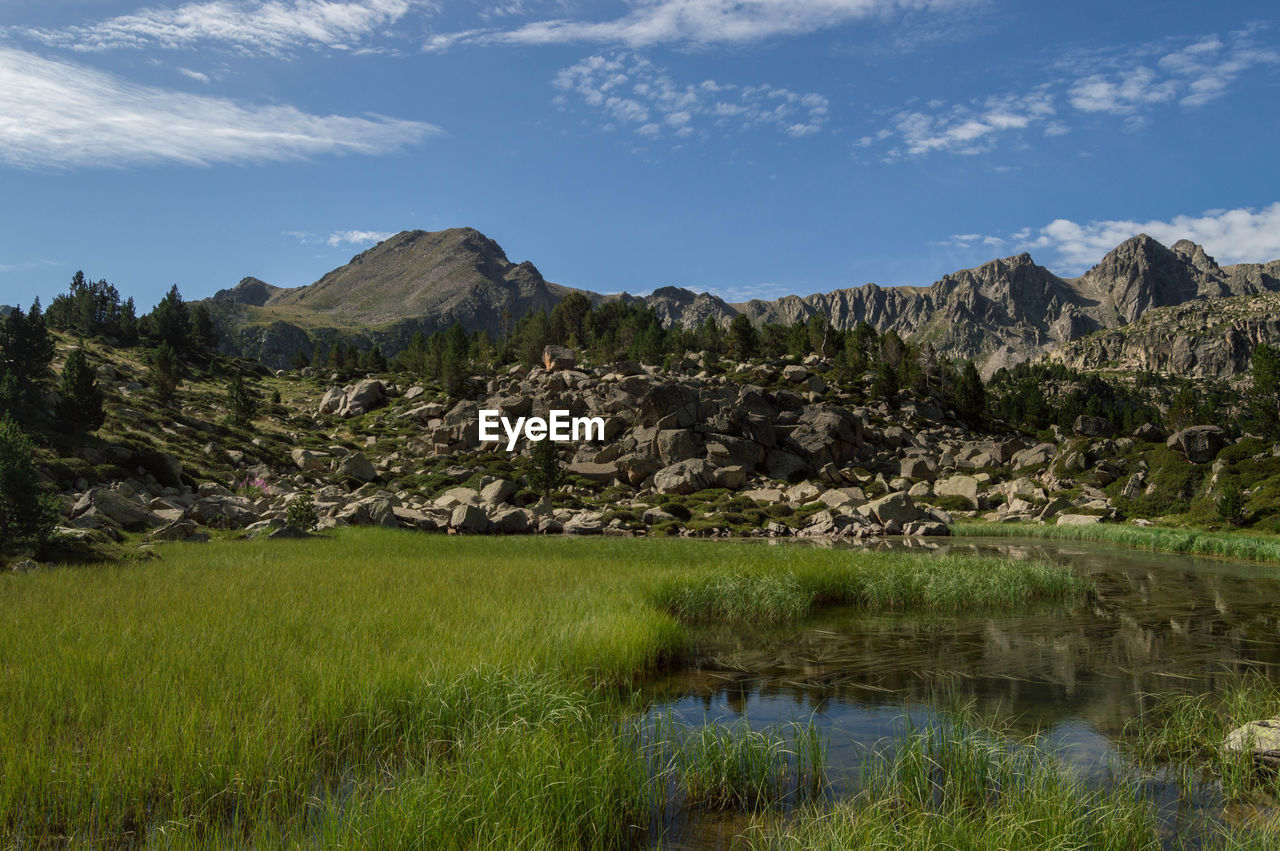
xmin=553 ymin=53 xmax=829 ymax=141
xmin=428 ymin=0 xmax=977 ymax=50
xmin=15 ymin=0 xmax=421 ymax=56
xmin=327 ymin=229 xmax=395 ymax=246
xmin=0 ymin=46 xmax=439 ymax=169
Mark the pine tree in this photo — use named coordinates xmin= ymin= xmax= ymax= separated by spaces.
xmin=1249 ymin=343 xmax=1280 ymax=438
xmin=56 ymin=347 xmax=105 ymax=432
xmin=226 ymin=375 xmax=258 ymax=426
xmin=729 ymin=314 xmax=757 ymax=360
xmin=0 ymin=415 xmax=60 ymax=557
xmin=0 ymin=300 xmax=55 ymax=405
xmin=954 ymin=360 xmax=986 ymax=423
xmin=528 ymin=439 xmax=563 ymax=498
xmin=290 ymin=349 xmax=310 ymax=371
xmin=147 ymin=285 xmax=191 ymax=349
xmin=147 ymin=342 xmax=181 ymax=407
xmin=188 ymin=304 xmax=219 ymax=352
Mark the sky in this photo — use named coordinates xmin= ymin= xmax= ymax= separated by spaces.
xmin=1 ymin=0 xmax=1278 ymax=311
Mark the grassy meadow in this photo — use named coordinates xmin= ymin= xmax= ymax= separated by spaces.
xmin=0 ymin=531 xmax=1097 ymax=846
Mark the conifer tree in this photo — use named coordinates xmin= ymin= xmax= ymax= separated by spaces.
xmin=56 ymin=347 xmax=105 ymax=432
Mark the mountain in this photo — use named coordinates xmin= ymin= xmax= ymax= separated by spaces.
xmin=205 ymin=227 xmax=1280 ymax=374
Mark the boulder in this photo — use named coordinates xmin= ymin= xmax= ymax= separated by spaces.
xmin=653 ymin=459 xmax=717 ymax=495
xmin=903 ymin=521 xmax=950 ymax=537
xmin=1011 ymin=443 xmax=1055 ymax=469
xmin=656 ymin=429 xmax=702 ymax=464
xmin=1132 ymin=422 xmax=1165 ymax=443
xmin=74 ymin=488 xmax=165 ymax=531
xmin=563 ymin=511 xmax=604 ymax=535
xmin=1167 ymin=425 xmax=1228 ymax=464
xmin=1056 ymin=513 xmax=1103 ymax=526
xmin=934 ymin=475 xmax=980 ymax=509
xmin=147 ymin=520 xmax=210 ymax=543
xmin=861 ymin=492 xmax=925 ymax=530
xmin=450 ymin=504 xmax=491 ymax=533
xmin=567 ymin=461 xmax=619 ymax=485
xmin=899 ymin=456 xmax=937 ymax=481
xmin=291 ymin=448 xmax=331 ymax=472
xmin=479 ymin=479 xmax=519 ymax=506
xmin=712 ymin=465 xmax=747 ymax=490
xmin=782 ymin=364 xmax=809 ymax=383
xmin=1072 ymin=415 xmax=1114 ymax=438
xmin=338 ymin=453 xmax=378 ymax=482
xmin=318 ymin=387 xmax=345 ymax=414
xmin=763 ymin=449 xmax=809 ymax=483
xmin=188 ymin=495 xmax=259 ymax=529
xmin=542 ymin=345 xmax=576 ymax=372
xmin=1223 ymin=719 xmax=1280 ymax=768
xmin=491 ymin=507 xmax=532 ymax=533
xmin=338 ymin=379 xmax=385 ymax=417
xmin=434 ymin=487 xmax=480 ymax=509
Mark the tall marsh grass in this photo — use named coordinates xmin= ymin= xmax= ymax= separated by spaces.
xmin=654 ymin=549 xmax=1088 ymax=623
xmin=955 ymin=521 xmax=1280 ymax=564
xmin=751 ymin=714 xmax=1160 ymax=850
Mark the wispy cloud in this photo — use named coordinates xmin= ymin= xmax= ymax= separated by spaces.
xmin=327 ymin=229 xmax=395 ymax=246
xmin=1066 ymin=31 xmax=1278 ymax=114
xmin=288 ymin=229 xmax=396 ymax=247
xmin=553 ymin=52 xmax=828 ymax=141
xmin=883 ymin=88 xmax=1055 ymax=158
xmin=428 ymin=0 xmax=979 ymax=50
xmin=0 ymin=46 xmax=440 ymax=169
xmin=972 ymin=203 xmax=1280 ymax=273
xmin=14 ymin=0 xmax=423 ymax=56
xmin=0 ymin=259 xmax=59 ymax=274
xmin=871 ymin=28 xmax=1278 ymax=159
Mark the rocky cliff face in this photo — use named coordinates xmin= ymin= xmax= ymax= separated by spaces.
xmin=1048 ymin=291 xmax=1280 ymax=378
xmin=206 ymin=228 xmax=1280 ymax=375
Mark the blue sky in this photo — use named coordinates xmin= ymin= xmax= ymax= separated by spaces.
xmin=1 ymin=0 xmax=1278 ymax=311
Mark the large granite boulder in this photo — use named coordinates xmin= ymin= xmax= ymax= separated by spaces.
xmin=1167 ymin=425 xmax=1227 ymax=463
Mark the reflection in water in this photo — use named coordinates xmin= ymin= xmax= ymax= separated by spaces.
xmin=644 ymin=538 xmax=1280 ymax=847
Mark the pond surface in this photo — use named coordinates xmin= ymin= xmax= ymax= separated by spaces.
xmin=644 ymin=537 xmax=1280 ymax=848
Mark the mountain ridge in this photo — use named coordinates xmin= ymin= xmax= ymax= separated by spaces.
xmin=205 ymin=227 xmax=1280 ymax=375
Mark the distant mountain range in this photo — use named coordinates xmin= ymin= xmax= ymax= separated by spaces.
xmin=206 ymin=227 xmax=1280 ymax=376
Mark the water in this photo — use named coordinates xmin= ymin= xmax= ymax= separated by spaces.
xmin=643 ymin=537 xmax=1280 ymax=847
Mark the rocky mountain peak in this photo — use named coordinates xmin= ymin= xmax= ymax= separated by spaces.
xmin=213 ymin=277 xmax=282 ymax=307
xmin=1082 ymin=233 xmax=1203 ymax=323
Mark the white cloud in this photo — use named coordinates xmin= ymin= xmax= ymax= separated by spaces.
xmin=428 ymin=0 xmax=977 ymax=50
xmin=326 ymin=229 xmax=395 ymax=246
xmin=0 ymin=46 xmax=439 ymax=169
xmin=177 ymin=67 xmax=211 ymax=83
xmin=1066 ymin=29 xmax=1278 ymax=113
xmin=886 ymin=89 xmax=1054 ymax=157
xmin=15 ymin=0 xmax=422 ymax=56
xmin=871 ymin=29 xmax=1278 ymax=159
xmin=553 ymin=52 xmax=829 ymax=141
xmin=1011 ymin=203 xmax=1280 ymax=272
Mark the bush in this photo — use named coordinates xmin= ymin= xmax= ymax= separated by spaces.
xmin=286 ymin=493 xmax=319 ymax=532
xmin=1217 ymin=479 xmax=1246 ymax=527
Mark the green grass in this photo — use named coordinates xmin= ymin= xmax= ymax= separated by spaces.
xmin=749 ymin=714 xmax=1161 ymax=851
xmin=653 ymin=549 xmax=1089 ymax=623
xmin=0 ymin=532 xmax=1087 ymax=846
xmin=1124 ymin=674 xmax=1280 ymax=805
xmin=955 ymin=521 xmax=1280 ymax=565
